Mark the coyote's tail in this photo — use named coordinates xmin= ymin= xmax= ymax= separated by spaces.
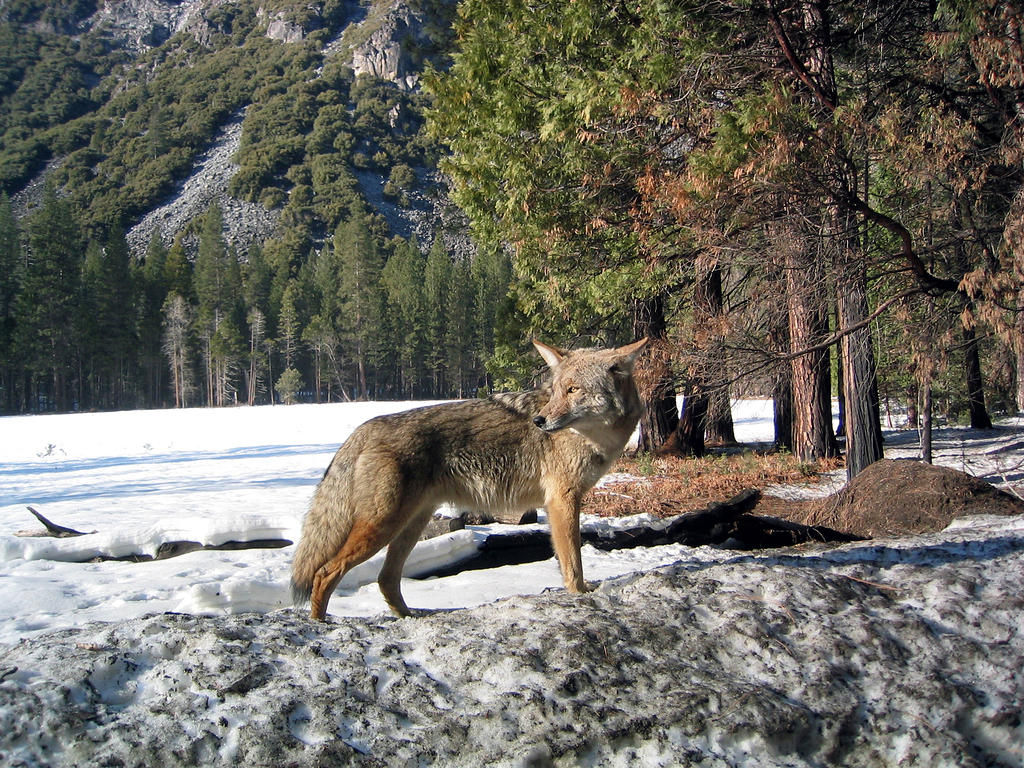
xmin=290 ymin=453 xmax=355 ymax=607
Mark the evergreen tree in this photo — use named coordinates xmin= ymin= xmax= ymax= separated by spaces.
xmin=470 ymin=246 xmax=512 ymax=394
xmin=278 ymin=279 xmax=302 ymax=371
xmin=303 ymin=242 xmax=345 ymax=400
xmin=423 ymin=236 xmax=451 ymax=396
xmin=381 ymin=238 xmax=426 ymax=397
xmin=242 ymin=243 xmax=272 ymax=322
xmin=275 ymin=365 xmax=303 ymax=404
xmin=242 ymin=244 xmax=273 ymax=405
xmin=77 ymin=226 xmax=136 ymax=409
xmin=164 ymin=234 xmax=192 ymax=299
xmin=245 ymin=306 xmax=267 ymax=405
xmin=139 ymin=228 xmax=170 ymax=406
xmin=445 ymin=256 xmax=474 ymax=398
xmin=95 ymin=225 xmax=136 ymax=408
xmin=162 ymin=292 xmax=193 ymax=408
xmin=212 ymin=307 xmax=245 ymax=405
xmin=16 ymin=185 xmax=82 ymax=411
xmin=0 ymin=193 xmax=20 ymax=412
xmin=79 ymin=239 xmax=105 ymax=407
xmin=334 ymin=215 xmax=384 ymax=399
xmin=194 ymin=203 xmax=244 ymax=405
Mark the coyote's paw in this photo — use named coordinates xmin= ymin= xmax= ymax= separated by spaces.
xmin=405 ymin=607 xmax=450 ymax=618
xmin=566 ymin=580 xmax=595 ymax=594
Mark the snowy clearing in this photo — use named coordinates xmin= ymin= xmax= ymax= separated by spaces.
xmin=1 ymin=400 xmax=1023 ymax=766
xmin=0 ymin=400 xmax=1021 ymax=647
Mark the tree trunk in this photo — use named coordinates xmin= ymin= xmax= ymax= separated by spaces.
xmin=833 ymin=308 xmax=846 ymax=438
xmin=1017 ymin=290 xmax=1024 ymax=413
xmin=835 ymin=245 xmax=883 ymax=479
xmin=706 ymin=388 xmax=736 ymax=445
xmin=631 ymin=295 xmax=678 ymax=453
xmin=963 ymin=323 xmax=993 ymax=429
xmin=905 ymin=383 xmax=919 ymax=430
xmin=920 ymin=373 xmax=933 ymax=464
xmin=697 ymin=264 xmax=736 ymax=444
xmin=784 ymin=224 xmax=839 ymax=462
xmin=675 ymin=390 xmax=707 ymax=458
xmin=773 ymin=372 xmax=794 ymax=452
xmin=767 ymin=303 xmax=793 ymax=450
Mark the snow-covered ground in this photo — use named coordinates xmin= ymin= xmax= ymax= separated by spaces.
xmin=3 ymin=400 xmax=1024 ymax=766
xmin=1 ymin=400 xmax=1021 ymax=649
xmin=0 ymin=399 xmax=750 ymax=647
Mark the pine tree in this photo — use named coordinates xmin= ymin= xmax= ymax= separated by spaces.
xmin=139 ymin=228 xmax=170 ymax=406
xmin=303 ymin=242 xmax=345 ymax=400
xmin=0 ymin=193 xmax=21 ymax=412
xmin=16 ymin=185 xmax=82 ymax=411
xmin=278 ymin=279 xmax=301 ymax=371
xmin=245 ymin=306 xmax=267 ymax=405
xmin=242 ymin=244 xmax=273 ymax=405
xmin=381 ymin=238 xmax=426 ymax=397
xmin=164 ymin=234 xmax=192 ymax=299
xmin=334 ymin=215 xmax=383 ymax=399
xmin=162 ymin=292 xmax=193 ymax=408
xmin=242 ymin=243 xmax=272 ymax=322
xmin=275 ymin=365 xmax=303 ymax=404
xmin=469 ymin=246 xmax=512 ymax=394
xmin=79 ymin=239 xmax=105 ymax=407
xmin=97 ymin=225 xmax=136 ymax=407
xmin=445 ymin=256 xmax=474 ymax=398
xmin=423 ymin=236 xmax=451 ymax=396
xmin=194 ymin=203 xmax=243 ymax=405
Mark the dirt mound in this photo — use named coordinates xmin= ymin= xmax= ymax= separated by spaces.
xmin=797 ymin=459 xmax=1023 ymax=538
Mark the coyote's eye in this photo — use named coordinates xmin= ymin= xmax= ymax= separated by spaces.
xmin=566 ymin=385 xmax=579 ymax=394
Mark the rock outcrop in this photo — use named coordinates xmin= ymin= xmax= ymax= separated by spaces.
xmin=350 ymin=7 xmax=424 ymax=90
xmin=127 ymin=111 xmax=279 ymax=259
xmin=337 ymin=0 xmax=455 ymax=91
xmin=87 ymin=0 xmax=219 ymax=51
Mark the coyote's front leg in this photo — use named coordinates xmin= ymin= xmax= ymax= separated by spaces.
xmin=546 ymin=487 xmax=592 ymax=593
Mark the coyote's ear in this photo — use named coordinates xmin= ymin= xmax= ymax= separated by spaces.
xmin=533 ymin=339 xmax=566 ymax=369
xmin=611 ymin=337 xmax=649 ymax=372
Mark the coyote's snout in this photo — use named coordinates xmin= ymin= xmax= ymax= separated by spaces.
xmin=291 ymin=337 xmax=649 ymax=620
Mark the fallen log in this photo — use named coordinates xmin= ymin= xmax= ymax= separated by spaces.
xmin=15 ymin=507 xmax=292 ymax=562
xmin=417 ymin=489 xmax=865 ymax=579
xmin=15 ymin=491 xmax=861 ymax=571
xmin=586 ymin=488 xmax=762 ymax=550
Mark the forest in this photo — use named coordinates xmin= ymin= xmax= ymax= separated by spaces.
xmin=0 ymin=190 xmax=511 ymax=410
xmin=1 ymin=0 xmax=1023 ymax=479
xmin=0 ymin=0 xmax=513 ymax=411
xmin=429 ymin=0 xmax=1024 ymax=475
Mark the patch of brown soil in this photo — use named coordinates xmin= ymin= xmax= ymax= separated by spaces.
xmin=793 ymin=459 xmax=1023 ymax=538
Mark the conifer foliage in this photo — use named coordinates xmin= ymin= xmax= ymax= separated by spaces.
xmin=0 ymin=192 xmax=509 ymax=412
xmin=430 ymin=0 xmax=1024 ymax=472
xmin=0 ymin=0 xmax=507 ymax=413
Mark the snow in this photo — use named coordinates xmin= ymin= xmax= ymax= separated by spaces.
xmin=1 ymin=399 xmax=1023 ymax=766
xmin=0 ymin=399 xmax=734 ymax=646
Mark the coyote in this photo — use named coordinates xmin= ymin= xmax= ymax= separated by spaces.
xmin=291 ymin=337 xmax=649 ymax=620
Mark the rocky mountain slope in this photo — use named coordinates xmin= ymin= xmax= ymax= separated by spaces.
xmin=3 ymin=0 xmax=459 ymax=258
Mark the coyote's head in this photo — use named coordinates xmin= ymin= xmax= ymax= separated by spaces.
xmin=531 ymin=338 xmax=649 ymax=438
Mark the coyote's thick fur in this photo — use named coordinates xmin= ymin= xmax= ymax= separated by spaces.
xmin=291 ymin=338 xmax=649 ymax=619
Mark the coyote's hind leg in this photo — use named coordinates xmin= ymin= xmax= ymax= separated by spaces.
xmin=377 ymin=505 xmax=435 ymax=617
xmin=310 ymin=518 xmax=394 ymax=621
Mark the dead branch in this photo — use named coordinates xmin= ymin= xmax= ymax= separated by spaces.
xmin=24 ymin=507 xmax=92 ymax=538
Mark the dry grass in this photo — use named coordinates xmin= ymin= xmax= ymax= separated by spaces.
xmin=584 ymin=451 xmax=844 ymax=519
